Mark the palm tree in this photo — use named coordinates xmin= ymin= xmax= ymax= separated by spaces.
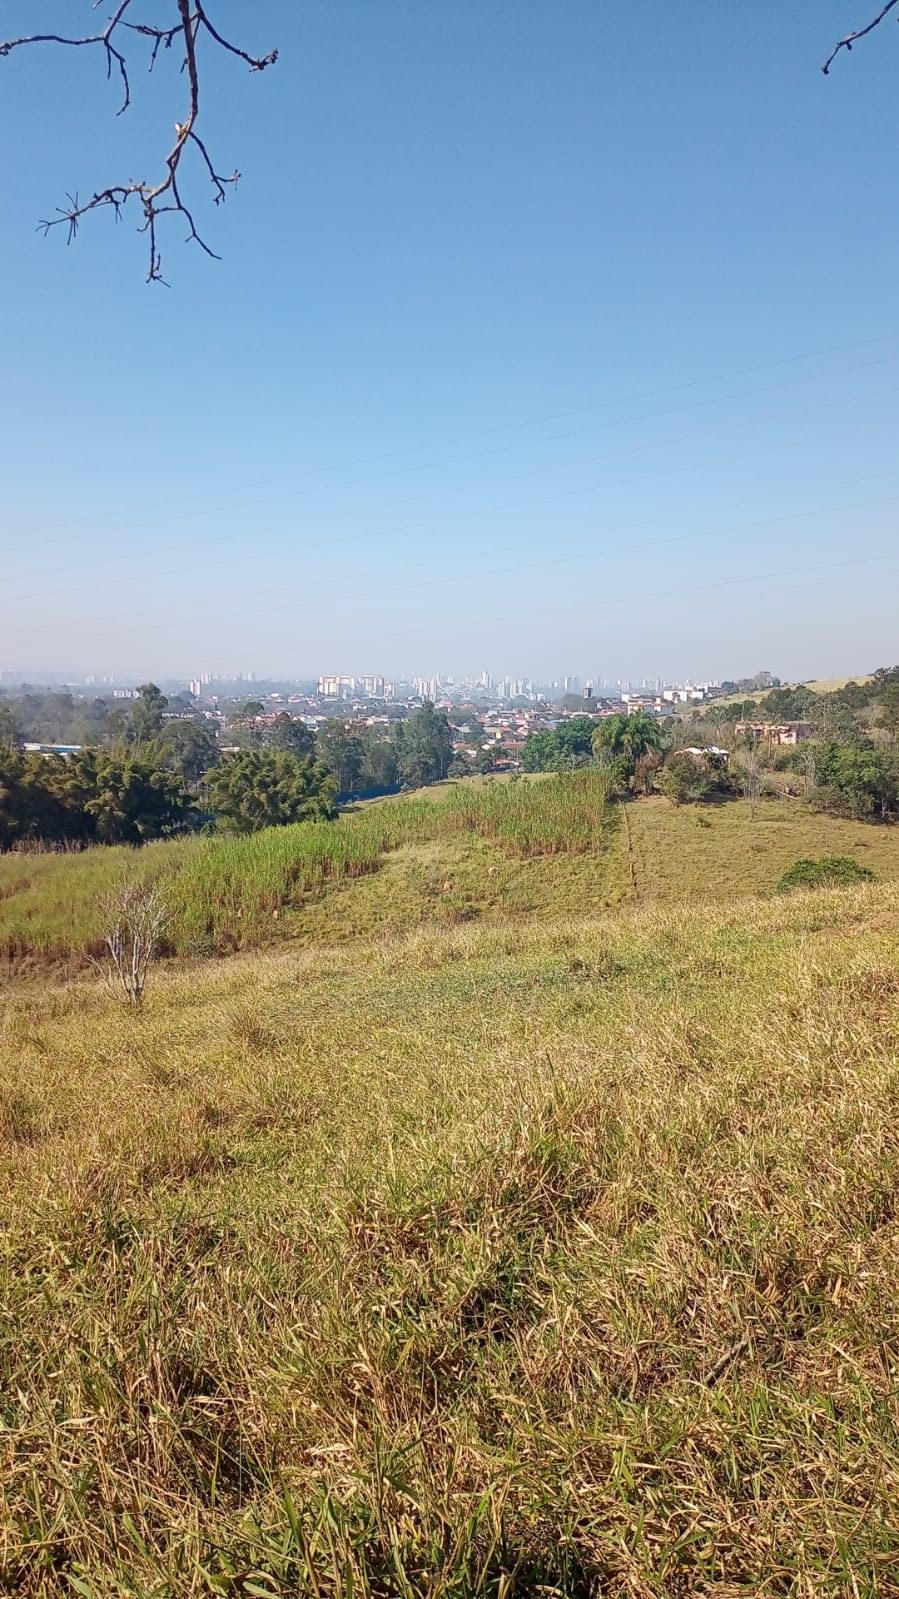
xmin=621 ymin=711 xmax=664 ymax=763
xmin=592 ymin=711 xmax=663 ymax=764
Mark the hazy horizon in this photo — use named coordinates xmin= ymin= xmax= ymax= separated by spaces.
xmin=3 ymin=3 xmax=898 ymax=681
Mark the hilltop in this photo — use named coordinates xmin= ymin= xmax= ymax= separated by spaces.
xmin=3 ymin=775 xmax=899 ymax=1593
xmin=711 ymin=673 xmax=874 ymax=709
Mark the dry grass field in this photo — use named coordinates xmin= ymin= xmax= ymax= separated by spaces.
xmin=3 ymin=780 xmax=899 ymax=1593
xmin=4 ymin=782 xmax=899 ymax=975
xmin=624 ymin=795 xmax=899 ymax=902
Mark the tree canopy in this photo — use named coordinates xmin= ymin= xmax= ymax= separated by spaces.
xmin=592 ymin=712 xmax=663 ymax=765
xmin=393 ymin=703 xmax=453 ymax=788
xmin=520 ymin=716 xmax=596 ymax=773
xmin=204 ymin=751 xmax=337 ymax=833
xmin=0 ymin=748 xmax=193 ymax=848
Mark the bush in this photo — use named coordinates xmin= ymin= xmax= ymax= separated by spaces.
xmin=775 ymin=856 xmax=875 ymax=894
xmin=658 ymin=752 xmax=710 ymax=806
xmin=604 ymin=754 xmax=635 ymax=797
xmin=204 ymin=750 xmax=337 ymax=833
xmin=810 ymin=743 xmax=898 ymax=821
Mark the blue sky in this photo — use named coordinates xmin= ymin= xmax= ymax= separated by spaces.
xmin=2 ymin=1 xmax=898 ymax=684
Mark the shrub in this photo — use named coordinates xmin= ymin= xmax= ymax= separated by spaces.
xmin=89 ymin=878 xmax=169 ymax=1003
xmin=658 ymin=752 xmax=710 ymax=806
xmin=603 ymin=754 xmax=635 ymax=797
xmin=775 ymin=856 xmax=875 ymax=894
xmin=811 ymin=743 xmax=898 ymax=821
xmin=634 ymin=751 xmax=663 ymax=795
xmin=204 ymin=750 xmax=337 ymax=833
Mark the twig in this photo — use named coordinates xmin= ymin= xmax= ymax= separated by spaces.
xmin=822 ymin=0 xmax=899 ymax=73
xmin=0 ymin=2 xmax=277 ymax=281
xmin=704 ymin=1330 xmax=751 ymax=1386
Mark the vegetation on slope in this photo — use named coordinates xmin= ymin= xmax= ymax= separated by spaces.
xmin=0 ymin=774 xmax=613 ymax=969
xmin=2 ymin=882 xmax=899 ymax=1593
xmin=7 ymin=779 xmax=899 ymax=973
xmin=776 ymin=855 xmax=876 ymax=893
xmin=623 ymin=795 xmax=899 ymax=903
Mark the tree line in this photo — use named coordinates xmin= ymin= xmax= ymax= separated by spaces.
xmin=0 ymin=687 xmax=457 ymax=848
xmin=517 ymin=677 xmax=899 ymax=822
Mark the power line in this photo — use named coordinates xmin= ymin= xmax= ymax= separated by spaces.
xmin=7 ymin=376 xmax=899 ymax=597
xmin=0 ymin=421 xmax=849 ymax=605
xmin=9 ymin=339 xmax=899 ymax=552
xmin=11 ymin=485 xmax=899 ymax=646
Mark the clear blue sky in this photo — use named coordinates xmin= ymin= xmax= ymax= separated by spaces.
xmin=2 ymin=1 xmax=898 ymax=685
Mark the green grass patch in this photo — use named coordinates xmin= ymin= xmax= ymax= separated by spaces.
xmin=0 ymin=774 xmax=615 ymax=968
xmin=776 ymin=854 xmax=876 ymax=893
xmin=625 ymin=794 xmax=899 ymax=900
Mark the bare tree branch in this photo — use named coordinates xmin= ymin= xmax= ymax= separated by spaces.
xmin=822 ymin=0 xmax=899 ymax=74
xmin=0 ymin=3 xmax=278 ymax=282
xmin=88 ymin=878 xmax=169 ymax=1004
xmin=193 ymin=2 xmax=278 ymax=73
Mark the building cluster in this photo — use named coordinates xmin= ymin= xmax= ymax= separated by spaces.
xmin=11 ymin=662 xmax=826 ymax=773
xmin=733 ymin=720 xmax=816 ymax=747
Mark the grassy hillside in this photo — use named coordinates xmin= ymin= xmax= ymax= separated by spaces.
xmin=3 ymin=880 xmax=899 ymax=1593
xmin=0 ymin=774 xmax=615 ymax=972
xmin=625 ymin=795 xmax=899 ymax=900
xmin=5 ymin=784 xmax=899 ymax=975
xmin=711 ymin=674 xmax=873 ymax=708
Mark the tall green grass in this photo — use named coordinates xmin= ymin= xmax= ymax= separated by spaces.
xmin=0 ymin=838 xmax=195 ymax=966
xmin=168 ymin=820 xmax=390 ymax=952
xmin=0 ymin=774 xmax=613 ymax=965
xmin=439 ymin=769 xmax=610 ymax=855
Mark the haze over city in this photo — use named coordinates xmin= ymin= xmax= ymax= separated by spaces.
xmin=2 ymin=1 xmax=899 ymax=682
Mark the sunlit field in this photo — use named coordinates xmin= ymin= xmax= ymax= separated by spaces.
xmin=3 ymin=877 xmax=899 ymax=1593
xmin=4 ymin=779 xmax=899 ymax=974
xmin=0 ymin=774 xmax=614 ymax=969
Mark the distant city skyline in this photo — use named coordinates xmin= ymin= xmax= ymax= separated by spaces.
xmin=0 ymin=659 xmax=788 ymax=697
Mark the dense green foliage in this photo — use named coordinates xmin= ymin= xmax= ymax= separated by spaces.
xmin=203 ymin=749 xmax=337 ymax=833
xmin=393 ymin=700 xmax=454 ymax=786
xmin=658 ymin=751 xmax=713 ymax=806
xmin=657 ymin=751 xmax=734 ymax=807
xmin=520 ymin=715 xmax=596 ymax=772
xmin=0 ymin=690 xmax=461 ymax=845
xmin=520 ymin=729 xmax=566 ymax=771
xmin=775 ymin=855 xmax=875 ymax=893
xmin=592 ymin=710 xmax=663 ymax=765
xmin=145 ymin=719 xmax=220 ymax=785
xmin=261 ymin=711 xmax=316 ymax=757
xmin=812 ymin=742 xmax=899 ymax=820
xmin=0 ymin=748 xmax=193 ymax=848
xmin=314 ymin=707 xmax=454 ymax=793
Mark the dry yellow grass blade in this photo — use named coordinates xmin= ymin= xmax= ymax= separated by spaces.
xmin=2 ymin=874 xmax=899 ymax=1593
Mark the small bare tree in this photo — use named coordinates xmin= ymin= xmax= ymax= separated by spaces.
xmin=90 ymin=879 xmax=169 ymax=1004
xmin=799 ymin=744 xmax=817 ymax=799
